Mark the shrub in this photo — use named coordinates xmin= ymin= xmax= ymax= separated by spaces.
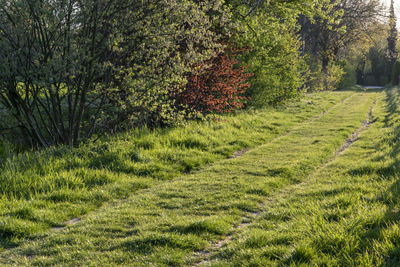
xmin=237 ymin=13 xmax=308 ymax=106
xmin=325 ymin=63 xmax=345 ymax=90
xmin=338 ymin=60 xmax=357 ymax=89
xmin=174 ymin=46 xmax=252 ymax=114
xmin=307 ymin=60 xmax=344 ymax=91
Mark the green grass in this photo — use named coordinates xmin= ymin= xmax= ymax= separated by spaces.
xmin=0 ymin=90 xmax=352 ymax=248
xmin=199 ymin=88 xmax=400 ymax=266
xmin=0 ymin=87 xmax=385 ymax=266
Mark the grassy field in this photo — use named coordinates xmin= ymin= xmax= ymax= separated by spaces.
xmin=2 ymin=86 xmax=400 ymax=266
xmin=0 ymin=90 xmax=352 ymax=247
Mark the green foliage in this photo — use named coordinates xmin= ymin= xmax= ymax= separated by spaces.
xmin=306 ymin=57 xmax=325 ymax=91
xmin=0 ymin=0 xmax=385 ymax=148
xmin=369 ymin=41 xmax=389 ymax=85
xmin=307 ymin=58 xmax=345 ymax=91
xmin=226 ymin=0 xmax=342 ymax=104
xmin=243 ymin=19 xmax=307 ymax=105
xmin=0 ymin=0 xmax=357 ymax=146
xmin=338 ymin=60 xmax=357 ymax=89
xmin=301 ymin=0 xmax=384 ymax=88
xmin=112 ymin=0 xmax=232 ymax=127
xmin=345 ymin=36 xmax=388 ymax=87
xmin=0 ymin=0 xmax=231 ymax=146
xmin=325 ymin=63 xmax=345 ymax=90
xmin=392 ymin=62 xmax=400 ymax=85
xmin=231 ymin=2 xmax=312 ymax=106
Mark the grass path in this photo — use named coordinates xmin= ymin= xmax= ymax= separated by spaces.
xmin=196 ymin=89 xmax=400 ymax=266
xmin=0 ymin=89 xmax=383 ymax=266
xmin=192 ymin=93 xmax=378 ymax=266
xmin=0 ymin=90 xmax=352 ymax=251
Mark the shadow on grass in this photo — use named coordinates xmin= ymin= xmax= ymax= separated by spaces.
xmin=354 ymin=168 xmax=400 ymax=265
xmin=347 ymin=165 xmax=397 ymax=178
xmin=352 ymin=87 xmax=400 ymax=265
xmin=286 ymin=87 xmax=400 ymax=266
xmin=378 ymin=121 xmax=400 ymax=264
xmin=120 ymin=234 xmax=206 ymax=253
xmin=336 ymin=85 xmax=385 ymax=93
xmin=0 ymin=239 xmax=18 ymax=251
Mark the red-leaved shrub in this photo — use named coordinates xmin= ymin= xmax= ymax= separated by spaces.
xmin=175 ymin=46 xmax=252 ymax=114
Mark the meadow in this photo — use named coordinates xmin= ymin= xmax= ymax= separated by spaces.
xmin=2 ymin=87 xmax=400 ymax=266
xmin=0 ymin=90 xmax=351 ymax=248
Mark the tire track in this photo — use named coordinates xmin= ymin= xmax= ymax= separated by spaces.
xmin=231 ymin=92 xmax=357 ymax=159
xmin=51 ymin=94 xmax=357 ymax=233
xmin=192 ymin=94 xmax=377 ymax=267
xmin=0 ymin=92 xmax=372 ymax=266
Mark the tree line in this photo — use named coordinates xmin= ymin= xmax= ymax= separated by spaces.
xmin=0 ymin=0 xmax=394 ymax=147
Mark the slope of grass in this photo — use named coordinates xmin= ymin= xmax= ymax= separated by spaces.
xmin=0 ymin=90 xmax=353 ymax=248
xmin=0 ymin=89 xmax=378 ymax=266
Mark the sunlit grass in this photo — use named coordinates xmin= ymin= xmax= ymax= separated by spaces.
xmin=0 ymin=91 xmax=352 ymax=247
xmin=0 ymin=88 xmax=382 ymax=266
xmin=209 ymin=88 xmax=400 ymax=266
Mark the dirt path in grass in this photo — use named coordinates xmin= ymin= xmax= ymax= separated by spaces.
xmin=191 ymin=96 xmax=379 ymax=266
xmin=0 ymin=90 xmax=382 ymax=266
xmin=50 ymin=93 xmax=358 ymax=233
xmin=230 ymin=92 xmax=357 ymax=160
xmin=198 ymin=91 xmax=397 ymax=266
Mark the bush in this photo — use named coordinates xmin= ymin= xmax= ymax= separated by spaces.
xmin=307 ymin=59 xmax=344 ymax=91
xmin=174 ymin=46 xmax=252 ymax=114
xmin=325 ymin=63 xmax=345 ymax=90
xmin=238 ymin=16 xmax=308 ymax=106
xmin=338 ymin=60 xmax=357 ymax=89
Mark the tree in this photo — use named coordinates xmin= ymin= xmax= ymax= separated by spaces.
xmin=300 ymin=0 xmax=384 ymax=89
xmin=224 ymin=0 xmax=336 ymax=104
xmin=387 ymin=0 xmax=398 ymax=82
xmin=334 ymin=16 xmax=391 ymax=87
xmin=370 ymin=41 xmax=388 ymax=85
xmin=0 ymin=0 xmax=230 ymax=146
